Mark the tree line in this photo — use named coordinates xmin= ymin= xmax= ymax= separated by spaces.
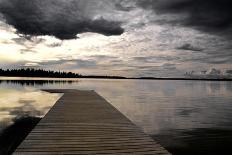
xmin=0 ymin=68 xmax=81 ymax=78
xmin=0 ymin=68 xmax=127 ymax=79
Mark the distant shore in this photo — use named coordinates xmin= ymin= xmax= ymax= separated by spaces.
xmin=0 ymin=68 xmax=231 ymax=81
xmin=0 ymin=76 xmax=231 ymax=81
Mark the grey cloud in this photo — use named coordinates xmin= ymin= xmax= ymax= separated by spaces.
xmin=12 ymin=37 xmax=46 ymax=46
xmin=20 ymin=49 xmax=37 ymax=54
xmin=47 ymin=42 xmax=63 ymax=48
xmin=207 ymin=68 xmax=221 ymax=75
xmin=177 ymin=43 xmax=203 ymax=52
xmin=29 ymin=37 xmax=46 ymax=44
xmin=74 ymin=59 xmax=97 ymax=68
xmin=226 ymin=70 xmax=232 ymax=75
xmin=133 ymin=56 xmax=181 ymax=63
xmin=135 ymin=63 xmax=177 ymax=71
xmin=137 ymin=0 xmax=232 ymax=38
xmin=110 ymin=59 xmax=124 ymax=63
xmin=35 ymin=58 xmax=97 ymax=69
xmin=182 ymin=51 xmax=232 ymax=65
xmin=186 ymin=68 xmax=232 ymax=79
xmin=16 ymin=55 xmax=124 ymax=73
xmin=11 ymin=38 xmax=28 ymax=46
xmin=162 ymin=63 xmax=176 ymax=70
xmin=132 ymin=57 xmax=149 ymax=62
xmin=0 ymin=0 xmax=124 ymax=40
xmin=88 ymin=55 xmax=118 ymax=60
xmin=205 ymin=57 xmax=232 ymax=64
xmin=22 ymin=63 xmax=40 ymax=68
xmin=12 ymin=37 xmax=45 ymax=54
xmin=114 ymin=0 xmax=135 ymax=11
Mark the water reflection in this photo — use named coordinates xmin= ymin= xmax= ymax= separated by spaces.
xmin=75 ymin=80 xmax=232 ymax=154
xmin=0 ymin=116 xmax=41 ymax=154
xmin=154 ymin=128 xmax=232 ymax=155
xmin=0 ymin=79 xmax=77 ymax=86
xmin=0 ymin=84 xmax=61 ymax=154
xmin=0 ymin=78 xmax=231 ymax=155
xmin=0 ymin=88 xmax=61 ymax=128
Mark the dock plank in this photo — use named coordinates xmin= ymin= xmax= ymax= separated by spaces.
xmin=14 ymin=89 xmax=170 ymax=155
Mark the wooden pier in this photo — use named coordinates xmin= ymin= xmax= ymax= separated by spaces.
xmin=14 ymin=89 xmax=170 ymax=154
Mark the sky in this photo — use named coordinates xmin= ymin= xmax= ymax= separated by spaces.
xmin=0 ymin=0 xmax=231 ymax=78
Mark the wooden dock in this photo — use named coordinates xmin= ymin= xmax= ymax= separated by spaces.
xmin=14 ymin=89 xmax=170 ymax=155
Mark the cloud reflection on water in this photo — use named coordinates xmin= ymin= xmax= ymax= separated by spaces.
xmin=0 ymin=87 xmax=61 ymax=130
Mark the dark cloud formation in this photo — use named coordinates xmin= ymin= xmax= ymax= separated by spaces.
xmin=177 ymin=43 xmax=203 ymax=51
xmin=137 ymin=0 xmax=232 ymax=38
xmin=0 ymin=0 xmax=124 ymax=40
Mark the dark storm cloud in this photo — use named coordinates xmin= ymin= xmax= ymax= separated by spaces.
xmin=137 ymin=0 xmax=232 ymax=38
xmin=0 ymin=0 xmax=124 ymax=40
xmin=177 ymin=43 xmax=203 ymax=51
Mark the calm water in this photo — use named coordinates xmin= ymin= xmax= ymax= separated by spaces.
xmin=0 ymin=77 xmax=232 ymax=154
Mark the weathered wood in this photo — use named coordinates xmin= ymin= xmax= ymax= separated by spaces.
xmin=14 ymin=89 xmax=170 ymax=155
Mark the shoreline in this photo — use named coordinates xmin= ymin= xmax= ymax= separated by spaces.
xmin=0 ymin=76 xmax=231 ymax=81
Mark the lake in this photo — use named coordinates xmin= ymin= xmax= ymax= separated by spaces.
xmin=0 ymin=77 xmax=232 ymax=154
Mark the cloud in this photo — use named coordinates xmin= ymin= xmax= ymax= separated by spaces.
xmin=207 ymin=68 xmax=221 ymax=75
xmin=30 ymin=58 xmax=97 ymax=69
xmin=162 ymin=63 xmax=176 ymax=70
xmin=12 ymin=37 xmax=46 ymax=46
xmin=226 ymin=70 xmax=232 ymax=75
xmin=46 ymin=42 xmax=63 ymax=48
xmin=185 ymin=68 xmax=232 ymax=79
xmin=133 ymin=56 xmax=181 ymax=63
xmin=20 ymin=49 xmax=37 ymax=54
xmin=32 ymin=55 xmax=122 ymax=70
xmin=114 ymin=0 xmax=135 ymax=11
xmin=177 ymin=43 xmax=203 ymax=51
xmin=22 ymin=62 xmax=40 ymax=68
xmin=11 ymin=38 xmax=28 ymax=46
xmin=136 ymin=0 xmax=232 ymax=38
xmin=88 ymin=55 xmax=118 ymax=61
xmin=0 ymin=0 xmax=124 ymax=40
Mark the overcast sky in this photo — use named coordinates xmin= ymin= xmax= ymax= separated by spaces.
xmin=0 ymin=0 xmax=231 ymax=77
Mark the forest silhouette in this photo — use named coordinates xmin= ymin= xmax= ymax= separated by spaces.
xmin=0 ymin=68 xmax=126 ymax=79
xmin=0 ymin=68 xmax=81 ymax=78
